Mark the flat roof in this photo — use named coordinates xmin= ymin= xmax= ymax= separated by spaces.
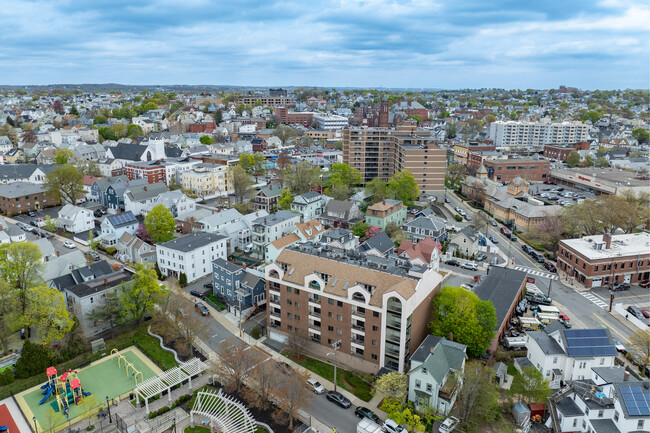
xmin=560 ymin=232 xmax=650 ymax=260
xmin=551 ymin=167 xmax=650 ymax=189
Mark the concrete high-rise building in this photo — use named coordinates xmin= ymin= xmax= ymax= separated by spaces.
xmin=342 ymin=120 xmax=446 ymax=201
xmin=488 ymin=121 xmax=590 ymax=148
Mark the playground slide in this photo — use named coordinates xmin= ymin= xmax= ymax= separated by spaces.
xmin=82 ymin=391 xmax=92 ymax=397
xmin=40 ymin=383 xmax=49 ymax=389
xmin=38 ymin=387 xmax=53 ymax=405
xmin=0 ymin=426 xmax=8 ymax=432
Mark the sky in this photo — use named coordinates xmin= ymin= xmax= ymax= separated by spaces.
xmin=0 ymin=0 xmax=648 ymax=89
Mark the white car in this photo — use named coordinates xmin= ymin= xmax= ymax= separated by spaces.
xmin=63 ymin=240 xmax=76 ymax=249
xmin=461 ymin=262 xmax=478 ymax=271
xmin=439 ymin=416 xmax=459 ymax=433
xmin=382 ymin=419 xmax=405 ymax=433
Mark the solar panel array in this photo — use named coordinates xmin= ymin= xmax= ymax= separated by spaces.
xmin=109 ymin=212 xmax=137 ymax=227
xmin=564 ymin=329 xmax=618 ymax=357
xmin=620 ymin=386 xmax=650 ymax=417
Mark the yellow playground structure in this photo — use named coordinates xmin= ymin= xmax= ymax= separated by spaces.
xmin=110 ymin=349 xmax=144 ymax=385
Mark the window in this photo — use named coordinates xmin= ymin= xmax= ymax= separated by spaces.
xmin=336 ymin=329 xmax=342 ymax=335
xmin=295 ymin=315 xmax=300 ymax=321
xmin=415 ymin=380 xmax=421 ymax=389
xmin=295 ymin=289 xmax=300 ymax=295
xmin=372 ymin=340 xmax=377 ymax=346
xmin=328 ymin=299 xmax=335 ymax=305
xmin=371 ymin=353 xmax=377 ymax=360
xmin=337 ymin=314 xmax=342 ymax=321
xmin=599 ymin=358 xmax=605 ymax=365
xmin=328 ymin=326 xmax=334 ymax=331
xmin=572 ymin=419 xmax=577 ymax=428
xmin=613 ymin=411 xmax=619 ymax=422
xmin=328 ymin=312 xmax=333 ymax=318
xmin=422 ymin=367 xmax=427 ymax=374
xmin=287 ymin=325 xmax=292 ymax=331
xmin=426 ymin=383 xmax=432 ymax=392
xmin=638 ymin=420 xmax=645 ymax=429
xmin=553 ymin=357 xmax=558 ymax=364
xmin=373 ymin=311 xmax=379 ymax=318
xmin=337 ymin=301 xmax=343 ymax=307
xmin=598 ymin=410 xmax=603 ymax=418
xmin=372 ymin=325 xmax=379 ymax=332
xmin=287 ymin=287 xmax=292 ymax=293
xmin=287 ymin=312 xmax=292 ymax=319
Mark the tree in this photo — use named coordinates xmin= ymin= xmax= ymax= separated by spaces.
xmin=632 ymin=128 xmax=649 ymax=144
xmin=484 ymin=114 xmax=497 ymax=123
xmin=227 ymin=165 xmax=254 ymax=203
xmin=388 ymin=170 xmax=419 ymax=208
xmin=143 ymin=101 xmax=158 ymax=111
xmin=629 ymin=329 xmax=650 ymax=370
xmin=252 ymin=153 xmax=267 ymax=181
xmin=93 ymin=115 xmax=107 ymax=125
xmin=87 ymin=290 xmax=126 ymax=339
xmin=144 ymin=204 xmax=176 ymax=243
xmin=239 ymin=152 xmax=256 ymax=175
xmin=168 ymin=174 xmax=181 ymax=191
xmin=352 ymin=221 xmax=370 ymax=238
xmin=365 ymin=178 xmax=387 ymax=203
xmin=215 ymin=337 xmax=258 ymax=392
xmin=374 ymin=372 xmax=408 ymax=402
xmin=580 ymin=110 xmax=600 ymax=124
xmin=566 ymin=150 xmax=581 ymax=167
xmin=380 ymin=399 xmax=425 ymax=433
xmin=53 ymin=148 xmax=73 ymax=165
xmin=14 ymin=340 xmax=52 ymax=379
xmin=328 ymin=163 xmax=361 ymax=191
xmin=528 ymin=214 xmax=566 ymax=253
xmin=583 ymin=154 xmax=594 ymax=167
xmin=69 ymin=105 xmax=79 ymax=116
xmin=273 ymin=125 xmax=300 ymax=143
xmin=135 ymin=223 xmax=152 ymax=243
xmin=22 ymin=285 xmax=74 ymax=344
xmin=127 ymin=124 xmax=144 ymax=138
xmin=439 ymin=110 xmax=450 ymax=118
xmin=282 ymin=161 xmax=321 ymax=195
xmin=446 ymin=164 xmax=466 ymax=189
xmin=594 ymin=156 xmax=610 ymax=168
xmin=200 ymin=135 xmax=215 ymax=145
xmin=471 ymin=211 xmax=489 ymax=233
xmin=0 ymin=279 xmax=17 ymax=353
xmin=429 ymin=286 xmax=497 ymax=356
xmin=44 ymin=164 xmax=84 ymax=204
xmin=272 ymin=370 xmax=314 ymax=430
xmin=76 ymin=159 xmax=102 ymax=177
xmin=510 ymin=366 xmax=551 ymax=404
xmin=456 ymin=361 xmax=499 ymax=433
xmin=21 ymin=129 xmax=37 ymax=144
xmin=446 ymin=123 xmax=457 ymax=138
xmin=0 ymin=241 xmax=43 ymax=315
xmin=463 ymin=119 xmax=484 ymax=137
xmin=120 ymin=263 xmax=166 ymax=323
xmin=278 ymin=189 xmax=293 ymax=210
xmin=246 ymin=357 xmax=282 ymax=410
xmin=156 ymin=289 xmax=210 ymax=357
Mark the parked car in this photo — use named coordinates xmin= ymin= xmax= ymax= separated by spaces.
xmin=613 ymin=340 xmax=627 ymax=354
xmin=626 ymin=306 xmax=644 ymax=320
xmin=461 ymin=262 xmax=478 ymax=271
xmin=490 ymin=220 xmax=498 ymax=227
xmin=203 ymin=283 xmax=213 ymax=289
xmin=460 ymin=284 xmax=474 ymax=291
xmin=528 ymin=294 xmax=552 ymax=306
xmin=29 ymin=220 xmax=38 ymax=227
xmin=88 ymin=251 xmax=100 ymax=261
xmin=558 ymin=313 xmax=570 ymax=322
xmin=275 ymin=361 xmax=294 ymax=376
xmin=613 ymin=282 xmax=631 ymax=291
xmin=326 ymin=391 xmax=350 ymax=408
xmin=27 ymin=211 xmax=37 ymax=217
xmin=439 ymin=416 xmax=460 ymax=433
xmin=475 ymin=253 xmax=487 ymax=261
xmin=444 ymin=197 xmax=450 ymax=203
xmin=488 ymin=236 xmax=498 ymax=244
xmin=500 ymin=227 xmax=510 ymax=235
xmin=382 ymin=419 xmax=405 ymax=433
xmin=508 ymin=233 xmax=518 ymax=242
xmin=463 ymin=214 xmax=472 ymax=221
xmin=63 ymin=240 xmax=76 ymax=249
xmin=445 ymin=259 xmax=460 ymax=266
xmin=190 ymin=290 xmax=205 ymax=299
xmin=639 ymin=280 xmax=650 ymax=288
xmin=355 ymin=407 xmax=380 ymax=423
xmin=93 ymin=209 xmax=103 ymax=218
xmin=558 ymin=318 xmax=572 ymax=328
xmin=521 ymin=244 xmax=533 ymax=254
xmin=641 ymin=309 xmax=650 ymax=319
xmin=543 ymin=262 xmax=557 ymax=273
xmin=306 ymin=378 xmax=326 ymax=395
xmin=195 ymin=302 xmax=210 ymax=316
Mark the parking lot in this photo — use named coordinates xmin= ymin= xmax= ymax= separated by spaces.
xmin=530 ymin=183 xmax=597 ymax=208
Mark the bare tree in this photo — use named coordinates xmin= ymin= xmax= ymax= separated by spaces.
xmin=272 ymin=370 xmax=314 ymax=430
xmin=215 ymin=337 xmax=258 ymax=392
xmin=286 ymin=334 xmax=306 ymax=358
xmin=456 ymin=361 xmax=499 ymax=431
xmin=245 ymin=356 xmax=283 ymax=410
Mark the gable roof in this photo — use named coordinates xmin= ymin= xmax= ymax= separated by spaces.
xmin=107 ymin=143 xmax=147 ymax=161
xmin=158 ymin=231 xmax=226 ymax=252
xmin=125 ymin=182 xmax=169 ymax=202
xmin=257 ymin=185 xmax=282 ymax=198
xmin=105 ymin=211 xmax=138 ymax=228
xmin=360 ymin=231 xmax=394 ymax=256
xmin=473 ymin=267 xmax=526 ymax=330
xmin=411 ymin=335 xmax=467 ymax=384
xmin=397 ymin=237 xmax=442 ymax=263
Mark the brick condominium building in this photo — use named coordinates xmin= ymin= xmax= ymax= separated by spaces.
xmin=265 ymin=243 xmax=444 ymax=373
xmin=0 ymin=182 xmax=51 ymax=214
xmin=557 ymin=232 xmax=650 ymax=288
xmin=342 ymin=120 xmax=446 ymax=201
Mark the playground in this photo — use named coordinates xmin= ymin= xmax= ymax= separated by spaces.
xmin=16 ymin=347 xmax=161 ymax=431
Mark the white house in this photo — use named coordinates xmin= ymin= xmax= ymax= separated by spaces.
xmin=156 ymin=231 xmax=227 ymax=282
xmin=57 ymin=204 xmax=94 ymax=234
xmin=290 ymin=191 xmax=328 ymax=222
xmin=407 ymin=336 xmax=467 ymax=415
xmin=525 ymin=324 xmax=618 ymax=388
xmin=141 ymin=190 xmax=196 ymax=218
xmin=265 ymin=219 xmax=327 ymax=263
xmin=123 ymin=183 xmax=169 ymax=216
xmin=251 ymin=210 xmax=301 ymax=260
xmin=100 ymin=212 xmax=139 ymax=246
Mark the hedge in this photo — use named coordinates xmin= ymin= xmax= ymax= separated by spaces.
xmin=454 ymin=215 xmax=462 ymax=222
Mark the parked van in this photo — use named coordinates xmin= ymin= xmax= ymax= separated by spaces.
xmin=306 ymin=378 xmax=326 ymax=394
xmin=518 ymin=317 xmax=544 ymax=331
xmin=537 ymin=305 xmax=560 ymax=317
xmin=536 ymin=313 xmax=559 ymax=325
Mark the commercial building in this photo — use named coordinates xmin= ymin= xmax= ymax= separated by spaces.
xmin=125 ymin=160 xmax=167 ymax=184
xmin=543 ymin=142 xmax=590 ymax=161
xmin=556 ymin=232 xmax=650 ymax=288
xmin=550 ymin=167 xmax=650 ymax=197
xmin=238 ymin=96 xmax=293 ymax=106
xmin=482 ymin=158 xmax=550 ymax=182
xmin=488 ymin=121 xmax=590 ymax=148
xmin=312 ymin=114 xmax=349 ymax=130
xmin=274 ymin=107 xmax=314 ymax=125
xmin=343 ymin=120 xmax=446 ymax=201
xmin=265 ymin=243 xmax=445 ymax=373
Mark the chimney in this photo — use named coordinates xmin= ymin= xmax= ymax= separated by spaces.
xmin=243 ymin=263 xmax=247 ymax=270
xmin=603 ymin=233 xmax=612 ymax=249
xmin=217 ymin=206 xmax=222 ymax=213
xmin=45 ymin=256 xmax=49 ymax=262
xmin=624 ymin=371 xmax=630 ymax=381
xmin=448 ymin=331 xmax=454 ymax=342
xmin=144 ymin=186 xmax=147 ymax=191
xmin=104 ymin=278 xmax=108 ymax=287
xmin=264 ymin=218 xmax=267 ymax=224
xmin=382 ymin=200 xmax=386 ymax=205
xmin=56 ymin=250 xmax=60 ymax=257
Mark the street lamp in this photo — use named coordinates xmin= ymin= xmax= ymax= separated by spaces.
xmin=172 ymin=417 xmax=177 ymax=433
xmin=33 ymin=416 xmax=37 ymax=433
xmin=327 ymin=340 xmax=341 ymax=392
xmin=106 ymin=396 xmax=112 ymax=424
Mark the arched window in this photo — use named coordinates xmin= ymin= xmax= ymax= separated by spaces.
xmin=269 ymin=270 xmax=279 ymax=279
xmin=352 ymin=292 xmax=366 ymax=303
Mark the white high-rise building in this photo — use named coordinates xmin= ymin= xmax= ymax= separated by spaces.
xmin=313 ymin=114 xmax=349 ymax=130
xmin=488 ymin=121 xmax=590 ymax=147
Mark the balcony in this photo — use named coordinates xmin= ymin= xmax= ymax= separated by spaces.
xmin=386 ymin=334 xmax=401 ymax=345
xmin=351 ymin=324 xmax=365 ymax=334
xmin=308 ymin=281 xmax=321 ymax=290
xmin=351 ymin=337 xmax=365 ymax=347
xmin=385 ymin=347 xmax=400 ymax=358
xmin=351 ymin=308 xmax=366 ymax=319
xmin=270 ymin=311 xmax=282 ymax=322
xmin=386 ymin=318 xmax=402 ymax=329
xmin=308 ymin=296 xmax=321 ymax=306
xmin=310 ymin=335 xmax=321 ymax=343
xmin=253 ymin=225 xmax=265 ymax=234
xmin=269 ymin=298 xmax=281 ymax=308
xmin=308 ymin=309 xmax=321 ymax=319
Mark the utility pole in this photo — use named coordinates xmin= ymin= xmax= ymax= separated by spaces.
xmin=332 ymin=340 xmax=341 ymax=392
xmin=547 ymin=279 xmax=553 ymax=298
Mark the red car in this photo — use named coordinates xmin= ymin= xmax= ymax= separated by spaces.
xmin=500 ymin=227 xmax=510 ymax=235
xmin=639 ymin=280 xmax=650 ymax=288
xmin=559 ymin=313 xmax=570 ymax=322
xmin=641 ymin=309 xmax=650 ymax=319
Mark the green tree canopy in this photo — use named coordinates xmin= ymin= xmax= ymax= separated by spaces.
xmin=387 ymin=170 xmax=419 ymax=207
xmin=44 ymin=164 xmax=84 ymax=204
xmin=594 ymin=156 xmax=610 ymax=168
xmin=327 ymin=163 xmax=361 ymax=190
xmin=352 ymin=221 xmax=370 ymax=238
xmin=632 ymin=128 xmax=649 ymax=144
xmin=53 ymin=148 xmax=73 ymax=164
xmin=0 ymin=241 xmax=43 ymax=315
xmin=23 ymin=285 xmax=74 ymax=344
xmin=120 ymin=263 xmax=166 ymax=323
xmin=429 ymin=286 xmax=497 ymax=356
xmin=510 ymin=366 xmax=552 ymax=404
xmin=580 ymin=110 xmax=601 ymax=124
xmin=278 ymin=189 xmax=293 ymax=210
xmin=365 ymin=178 xmax=387 ymax=203
xmin=200 ymin=135 xmax=216 ymax=145
xmin=227 ymin=164 xmax=254 ymax=203
xmin=282 ymin=161 xmax=321 ymax=195
xmin=566 ymin=150 xmax=581 ymax=167
xmin=374 ymin=372 xmax=409 ymax=402
xmin=144 ymin=204 xmax=176 ymax=243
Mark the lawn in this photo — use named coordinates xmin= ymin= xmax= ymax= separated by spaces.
xmin=205 ymin=294 xmax=226 ymax=311
xmin=283 ymin=351 xmax=374 ymax=402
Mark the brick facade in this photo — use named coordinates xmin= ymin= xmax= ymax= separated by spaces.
xmin=483 ymin=159 xmax=549 ymax=182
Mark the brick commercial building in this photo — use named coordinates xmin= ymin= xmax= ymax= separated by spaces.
xmin=543 ymin=142 xmax=590 ymax=161
xmin=343 ymin=120 xmax=446 ymax=201
xmin=0 ymin=182 xmax=51 ymax=214
xmin=265 ymin=243 xmax=444 ymax=373
xmin=482 ymin=158 xmax=550 ymax=182
xmin=274 ymin=107 xmax=314 ymax=125
xmin=125 ymin=160 xmax=167 ymax=184
xmin=453 ymin=141 xmax=496 ymax=165
xmin=557 ymin=232 xmax=650 ymax=289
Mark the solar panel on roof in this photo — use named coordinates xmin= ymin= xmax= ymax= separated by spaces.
xmin=565 ymin=328 xmax=617 ymax=357
xmin=620 ymin=385 xmax=650 ymax=417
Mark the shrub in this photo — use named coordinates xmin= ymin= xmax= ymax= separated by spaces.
xmin=105 ymin=246 xmax=117 ymax=256
xmin=148 ymin=405 xmax=171 ymax=419
xmin=171 ymin=394 xmax=191 ymax=408
xmin=179 ymin=272 xmax=187 ymax=287
xmin=14 ymin=340 xmax=52 ymax=379
xmin=454 ymin=214 xmax=462 ymax=222
xmin=0 ymin=368 xmax=14 ymax=385
xmin=251 ymin=325 xmax=262 ymax=340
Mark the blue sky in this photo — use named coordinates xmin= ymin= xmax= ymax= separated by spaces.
xmin=0 ymin=0 xmax=648 ymax=89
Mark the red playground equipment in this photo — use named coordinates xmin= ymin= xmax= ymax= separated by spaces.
xmin=38 ymin=367 xmax=91 ymax=415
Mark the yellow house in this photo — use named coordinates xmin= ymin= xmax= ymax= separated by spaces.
xmin=180 ymin=164 xmax=229 ymax=198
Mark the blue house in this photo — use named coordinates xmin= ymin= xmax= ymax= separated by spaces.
xmin=212 ymin=258 xmax=266 ymax=317
xmin=91 ymin=176 xmax=147 ymax=210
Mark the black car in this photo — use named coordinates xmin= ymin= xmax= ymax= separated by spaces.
xmin=613 ymin=282 xmax=631 ymax=292
xmin=190 ymin=290 xmax=205 ymax=299
xmin=326 ymin=391 xmax=351 ymax=408
xmin=626 ymin=306 xmax=644 ymax=320
xmin=27 ymin=211 xmax=37 ymax=217
xmin=355 ymin=407 xmax=380 ymax=423
xmin=195 ymin=302 xmax=210 ymax=316
xmin=521 ymin=244 xmax=533 ymax=254
xmin=203 ymin=283 xmax=213 ymax=289
xmin=509 ymin=233 xmax=518 ymax=242
xmin=445 ymin=259 xmax=460 ymax=266
xmin=29 ymin=220 xmax=38 ymax=227
xmin=93 ymin=209 xmax=103 ymax=218
xmin=88 ymin=251 xmax=100 ymax=261
xmin=528 ymin=294 xmax=552 ymax=306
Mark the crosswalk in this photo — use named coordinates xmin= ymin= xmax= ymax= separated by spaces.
xmin=577 ymin=291 xmax=609 ymax=309
xmin=513 ymin=265 xmax=558 ymax=280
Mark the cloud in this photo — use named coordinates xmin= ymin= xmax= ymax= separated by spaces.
xmin=0 ymin=0 xmax=647 ymax=88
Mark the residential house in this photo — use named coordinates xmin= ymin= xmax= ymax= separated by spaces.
xmin=51 ymin=260 xmax=114 ymax=291
xmin=180 ymin=164 xmax=228 ymax=198
xmin=407 ymin=336 xmax=467 ymax=414
xmin=251 ymin=210 xmax=301 ymax=260
xmin=319 ymin=200 xmax=362 ymax=228
xmin=99 ymin=212 xmax=139 ymax=246
xmin=156 ymin=231 xmax=227 ymax=282
xmin=396 ymin=237 xmax=442 ymax=270
xmin=57 ymin=204 xmax=94 ymax=234
xmin=291 ymin=191 xmax=328 ymax=222
xmin=116 ymin=232 xmax=156 ymax=265
xmin=212 ymin=259 xmax=266 ymax=317
xmin=0 ymin=182 xmax=51 ymax=214
xmin=449 ymin=227 xmax=480 ymax=258
xmin=42 ymin=250 xmax=88 ymax=282
xmin=365 ymin=199 xmax=407 ymax=230
xmin=321 ymin=228 xmax=358 ymax=250
xmin=0 ymin=164 xmax=55 ymax=184
xmin=254 ymin=185 xmax=282 ymax=213
xmin=404 ymin=215 xmax=447 ymax=242
xmin=141 ymin=190 xmax=195 ymax=218
xmin=359 ymin=231 xmax=395 ymax=257
xmin=266 ymin=219 xmax=327 ymax=262
xmin=123 ymin=182 xmax=169 ymax=216
xmin=3 ymin=148 xmax=25 ymax=163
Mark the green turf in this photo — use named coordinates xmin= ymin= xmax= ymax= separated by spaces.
xmin=23 ymin=348 xmax=158 ymax=429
